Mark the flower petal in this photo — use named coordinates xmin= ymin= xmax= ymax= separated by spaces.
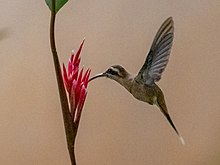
xmin=75 ymin=85 xmax=87 ymax=122
xmin=74 ymin=68 xmax=83 ymax=108
xmin=63 ymin=64 xmax=68 ymax=84
xmin=77 ymin=68 xmax=84 ymax=84
xmin=72 ymin=67 xmax=79 ymax=81
xmin=70 ymin=80 xmax=77 ymax=118
xmin=63 ymin=63 xmax=71 ymax=93
xmin=74 ymin=39 xmax=85 ymax=65
xmin=70 ymin=51 xmax=75 ymax=62
xmin=82 ymin=68 xmax=91 ymax=88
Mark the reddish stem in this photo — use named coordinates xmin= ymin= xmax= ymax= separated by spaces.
xmin=49 ymin=0 xmax=76 ymax=164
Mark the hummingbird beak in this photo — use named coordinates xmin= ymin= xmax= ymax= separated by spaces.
xmin=89 ymin=72 xmax=107 ymax=82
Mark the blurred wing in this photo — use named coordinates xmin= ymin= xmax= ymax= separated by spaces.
xmin=136 ymin=17 xmax=174 ymax=85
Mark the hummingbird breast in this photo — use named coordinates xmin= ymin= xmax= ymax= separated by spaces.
xmin=130 ymin=80 xmax=157 ymax=105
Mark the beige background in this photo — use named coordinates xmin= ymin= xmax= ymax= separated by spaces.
xmin=0 ymin=0 xmax=220 ymax=164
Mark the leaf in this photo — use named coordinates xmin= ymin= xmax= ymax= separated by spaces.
xmin=45 ymin=0 xmax=69 ymax=13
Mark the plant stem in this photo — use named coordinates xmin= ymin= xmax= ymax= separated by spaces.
xmin=49 ymin=0 xmax=76 ymax=164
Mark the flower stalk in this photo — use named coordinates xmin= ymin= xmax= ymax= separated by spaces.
xmin=49 ymin=0 xmax=90 ymax=164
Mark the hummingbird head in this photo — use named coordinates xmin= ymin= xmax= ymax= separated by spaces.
xmin=104 ymin=65 xmax=128 ymax=80
xmin=89 ymin=65 xmax=133 ymax=92
xmin=89 ymin=65 xmax=129 ymax=82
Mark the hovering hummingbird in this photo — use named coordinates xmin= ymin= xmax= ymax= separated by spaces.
xmin=90 ymin=17 xmax=184 ymax=144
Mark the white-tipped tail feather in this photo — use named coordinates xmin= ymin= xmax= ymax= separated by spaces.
xmin=179 ymin=135 xmax=185 ymax=145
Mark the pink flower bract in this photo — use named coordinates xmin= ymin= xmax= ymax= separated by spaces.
xmin=63 ymin=40 xmax=91 ymax=122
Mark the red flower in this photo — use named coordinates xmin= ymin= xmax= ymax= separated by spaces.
xmin=63 ymin=40 xmax=91 ymax=122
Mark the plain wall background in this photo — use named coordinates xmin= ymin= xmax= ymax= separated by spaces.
xmin=0 ymin=0 xmax=220 ymax=164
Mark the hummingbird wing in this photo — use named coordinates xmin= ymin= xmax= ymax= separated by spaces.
xmin=136 ymin=17 xmax=174 ymax=86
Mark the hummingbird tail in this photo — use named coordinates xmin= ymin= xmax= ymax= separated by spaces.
xmin=156 ymin=98 xmax=185 ymax=145
xmin=162 ymin=111 xmax=185 ymax=145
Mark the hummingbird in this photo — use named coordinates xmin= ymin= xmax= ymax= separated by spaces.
xmin=90 ymin=17 xmax=184 ymax=144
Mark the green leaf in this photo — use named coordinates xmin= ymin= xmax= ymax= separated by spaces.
xmin=45 ymin=0 xmax=69 ymax=13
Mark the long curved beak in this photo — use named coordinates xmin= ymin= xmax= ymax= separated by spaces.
xmin=89 ymin=72 xmax=107 ymax=82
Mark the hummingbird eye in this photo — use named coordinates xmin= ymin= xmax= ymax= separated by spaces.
xmin=106 ymin=68 xmax=120 ymax=76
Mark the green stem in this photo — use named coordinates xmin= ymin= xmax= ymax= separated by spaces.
xmin=49 ymin=0 xmax=76 ymax=164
